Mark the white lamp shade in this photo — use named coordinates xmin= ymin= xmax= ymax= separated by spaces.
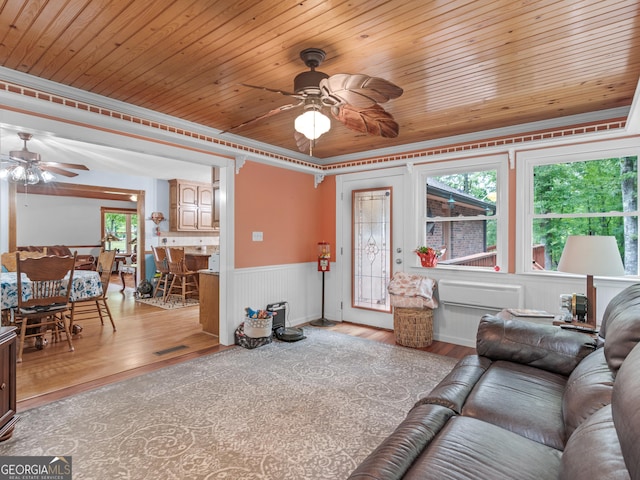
xmin=557 ymin=235 xmax=624 ymax=276
xmin=294 ymin=110 xmax=331 ymax=140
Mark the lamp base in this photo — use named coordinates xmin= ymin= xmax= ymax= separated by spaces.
xmin=310 ymin=318 xmax=336 ymax=327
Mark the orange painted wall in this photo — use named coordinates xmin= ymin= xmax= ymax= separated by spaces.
xmin=235 ymin=161 xmax=336 ymax=268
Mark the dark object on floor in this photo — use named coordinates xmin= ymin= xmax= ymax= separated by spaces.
xmin=136 ymin=280 xmax=154 ymax=298
xmin=267 ymin=301 xmax=306 ymax=342
xmin=274 ymin=326 xmax=306 ymax=342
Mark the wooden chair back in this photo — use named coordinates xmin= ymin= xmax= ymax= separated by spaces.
xmin=152 ymin=246 xmax=169 ymax=274
xmin=16 ymin=253 xmax=77 ymax=309
xmin=2 ymin=250 xmax=48 ymax=272
xmin=166 ymin=247 xmax=188 ymax=275
xmin=96 ymin=250 xmax=117 ymax=292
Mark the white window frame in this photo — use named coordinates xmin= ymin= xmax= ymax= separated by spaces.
xmin=516 ymin=138 xmax=640 ymax=275
xmin=414 ymin=153 xmax=509 ymax=271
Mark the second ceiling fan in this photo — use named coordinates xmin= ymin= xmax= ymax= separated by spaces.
xmin=226 ymin=48 xmax=404 ymax=154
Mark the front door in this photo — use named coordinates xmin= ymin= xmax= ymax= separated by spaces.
xmin=338 ymin=169 xmax=406 ymax=329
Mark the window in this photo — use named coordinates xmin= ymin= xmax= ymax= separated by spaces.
xmin=528 ymin=156 xmax=638 ymax=275
xmin=418 ymin=156 xmax=506 ymax=270
xmin=352 ymin=188 xmax=392 ymax=312
xmin=101 ymin=207 xmax=138 ymax=253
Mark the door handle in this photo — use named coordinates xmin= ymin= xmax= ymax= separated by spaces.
xmin=396 ymin=259 xmax=402 ymax=264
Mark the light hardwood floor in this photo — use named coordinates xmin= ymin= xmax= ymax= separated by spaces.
xmin=16 ymin=274 xmax=474 ymax=411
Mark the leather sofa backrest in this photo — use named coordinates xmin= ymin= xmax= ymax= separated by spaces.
xmin=562 ymin=348 xmax=614 ymax=439
xmin=601 ymin=285 xmax=640 ymax=373
xmin=599 ymin=283 xmax=640 ymax=340
xmin=612 ymin=342 xmax=640 ymax=479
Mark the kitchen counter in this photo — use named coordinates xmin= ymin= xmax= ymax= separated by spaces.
xmin=185 ymin=252 xmax=211 ymax=271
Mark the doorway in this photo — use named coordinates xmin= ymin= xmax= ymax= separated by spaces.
xmin=338 ymin=169 xmax=407 ymax=329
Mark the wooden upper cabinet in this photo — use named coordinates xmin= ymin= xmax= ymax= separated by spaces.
xmin=169 ymin=179 xmax=217 ymax=231
xmin=179 ymin=183 xmax=198 ymax=206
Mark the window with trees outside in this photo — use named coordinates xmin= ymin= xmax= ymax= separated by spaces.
xmin=420 ymin=158 xmax=504 ymax=270
xmin=530 ymin=156 xmax=637 ymax=275
xmin=101 ymin=207 xmax=138 ymax=254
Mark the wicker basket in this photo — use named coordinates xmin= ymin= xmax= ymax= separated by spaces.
xmin=393 ymin=307 xmax=433 ymax=348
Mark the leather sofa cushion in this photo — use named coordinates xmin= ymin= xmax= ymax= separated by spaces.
xmin=561 ymin=405 xmax=629 ymax=480
xmin=348 ymin=404 xmax=455 ymax=480
xmin=403 ymin=416 xmax=561 ymax=480
xmin=476 ymin=315 xmax=596 ymax=376
xmin=461 ymin=360 xmax=567 ymax=450
xmin=562 ymin=348 xmax=614 ymax=438
xmin=612 ymin=343 xmax=640 ymax=479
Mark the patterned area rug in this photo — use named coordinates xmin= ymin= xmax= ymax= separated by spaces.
xmin=0 ymin=327 xmax=457 ymax=479
xmin=136 ymin=296 xmax=199 ymax=309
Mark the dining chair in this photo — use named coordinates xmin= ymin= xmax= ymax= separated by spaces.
xmin=15 ymin=252 xmax=77 ymax=363
xmin=119 ymin=250 xmax=138 ymax=293
xmin=68 ymin=249 xmax=117 ymax=332
xmin=151 ymin=245 xmax=171 ymax=300
xmin=165 ymin=247 xmax=199 ymax=305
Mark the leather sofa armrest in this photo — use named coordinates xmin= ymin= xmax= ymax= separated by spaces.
xmin=414 ymin=355 xmax=491 ymax=413
xmin=347 ymin=404 xmax=455 ymax=480
xmin=476 ymin=314 xmax=597 ymax=376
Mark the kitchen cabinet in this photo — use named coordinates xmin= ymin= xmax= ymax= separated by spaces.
xmin=0 ymin=327 xmax=18 ymax=442
xmin=169 ymin=179 xmax=217 ymax=231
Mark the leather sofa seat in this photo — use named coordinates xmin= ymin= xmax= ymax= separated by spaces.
xmin=461 ymin=360 xmax=567 ymax=449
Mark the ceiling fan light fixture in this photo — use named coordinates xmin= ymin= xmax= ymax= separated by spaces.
xmin=40 ymin=170 xmax=55 ymax=183
xmin=294 ymin=109 xmax=331 ymax=140
xmin=25 ymin=166 xmax=40 ymax=185
xmin=9 ymin=165 xmax=26 ymax=183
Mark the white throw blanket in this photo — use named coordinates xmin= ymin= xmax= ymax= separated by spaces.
xmin=387 ymin=272 xmax=438 ymax=309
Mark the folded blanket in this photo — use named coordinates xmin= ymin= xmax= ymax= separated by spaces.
xmin=388 ymin=272 xmax=437 ymax=308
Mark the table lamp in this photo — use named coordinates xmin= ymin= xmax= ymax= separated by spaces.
xmin=557 ymin=235 xmax=624 ymax=327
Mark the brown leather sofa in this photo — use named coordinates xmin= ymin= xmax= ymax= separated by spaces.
xmin=18 ymin=245 xmax=96 ymax=270
xmin=348 ymin=284 xmax=640 ymax=480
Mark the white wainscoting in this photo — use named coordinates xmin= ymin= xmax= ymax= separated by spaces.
xmin=226 ymin=263 xmax=636 ymax=348
xmin=230 ymin=262 xmax=338 ymax=334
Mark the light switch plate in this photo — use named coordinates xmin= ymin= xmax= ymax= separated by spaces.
xmin=252 ymin=231 xmax=263 ymax=241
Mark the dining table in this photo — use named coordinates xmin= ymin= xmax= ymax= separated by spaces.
xmin=0 ymin=270 xmax=103 ymax=311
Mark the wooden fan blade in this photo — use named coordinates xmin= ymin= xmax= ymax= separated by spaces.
xmin=220 ymin=101 xmax=303 ymax=133
xmin=321 ymin=74 xmax=403 ymax=108
xmin=240 ymin=83 xmax=299 ymax=97
xmin=331 ymin=103 xmax=399 ymax=138
xmin=41 ymin=161 xmax=89 ymax=171
xmin=41 ymin=165 xmax=79 ymax=177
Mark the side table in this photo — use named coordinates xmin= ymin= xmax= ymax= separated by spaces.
xmin=0 ymin=326 xmax=18 ymax=441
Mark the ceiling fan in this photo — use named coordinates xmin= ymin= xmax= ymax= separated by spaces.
xmin=0 ymin=132 xmax=90 ymax=184
xmin=224 ymin=48 xmax=403 ymax=154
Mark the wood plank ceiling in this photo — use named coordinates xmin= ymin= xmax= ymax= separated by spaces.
xmin=0 ymin=0 xmax=638 ymax=160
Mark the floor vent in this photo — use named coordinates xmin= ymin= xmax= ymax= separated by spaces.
xmin=154 ymin=345 xmax=188 ymax=356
